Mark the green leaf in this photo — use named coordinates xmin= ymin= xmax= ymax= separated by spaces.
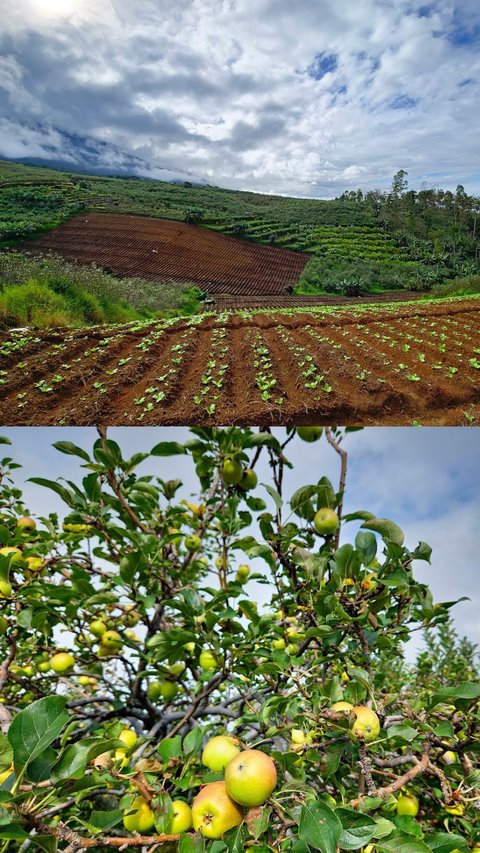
xmin=183 ymin=727 xmax=203 ymax=756
xmin=120 ymin=551 xmax=144 ymax=584
xmin=355 ymin=531 xmax=377 ymax=564
xmin=52 ymin=738 xmax=121 ymax=781
xmin=387 ymin=723 xmax=419 ymax=742
xmin=361 ymin=518 xmax=405 ymax=546
xmin=336 ymin=808 xmax=376 ymax=850
xmin=298 ymin=800 xmax=342 ymax=853
xmin=89 ymin=809 xmax=124 ymax=831
xmin=412 ymin=541 xmax=432 ymax=562
xmin=0 ymin=736 xmax=13 ymax=775
xmin=0 ymin=437 xmax=12 ymax=445
xmin=28 ymin=478 xmax=75 ymax=506
xmin=158 ymin=735 xmax=183 ymax=761
xmin=429 ymin=681 xmax=480 ymax=710
xmin=0 ymin=823 xmax=28 ymax=840
xmin=425 ymin=832 xmax=469 ymax=852
xmin=375 ymin=832 xmax=431 ymax=852
xmin=52 ymin=441 xmax=91 ymax=462
xmin=244 ymin=433 xmax=280 ymax=449
xmin=262 ymin=484 xmax=283 ymax=510
xmin=8 ymin=697 xmax=68 ymax=771
xmin=150 ymin=441 xmax=186 ymax=456
xmin=290 ymin=485 xmax=319 ymax=521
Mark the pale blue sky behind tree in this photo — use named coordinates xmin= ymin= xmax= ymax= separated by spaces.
xmin=1 ymin=0 xmax=479 ymax=196
xmin=1 ymin=426 xmax=479 ymax=660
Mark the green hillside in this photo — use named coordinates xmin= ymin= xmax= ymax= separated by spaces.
xmin=0 ymin=160 xmax=479 ymax=299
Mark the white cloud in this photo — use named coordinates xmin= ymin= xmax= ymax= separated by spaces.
xmin=0 ymin=0 xmax=479 ymax=195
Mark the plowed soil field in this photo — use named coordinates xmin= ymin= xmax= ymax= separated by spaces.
xmin=1 ymin=297 xmax=479 ymax=426
xmin=18 ymin=213 xmax=309 ymax=296
xmin=211 ymin=293 xmax=424 ymax=310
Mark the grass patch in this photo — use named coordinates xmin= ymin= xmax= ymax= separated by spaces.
xmin=432 ymin=275 xmax=480 ymax=297
xmin=0 ymin=252 xmax=202 ymax=329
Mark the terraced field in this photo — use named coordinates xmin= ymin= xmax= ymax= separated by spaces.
xmin=18 ymin=213 xmax=310 ymax=296
xmin=1 ymin=297 xmax=479 ymax=426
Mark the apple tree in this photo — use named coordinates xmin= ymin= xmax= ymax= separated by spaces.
xmin=0 ymin=426 xmax=479 ymax=853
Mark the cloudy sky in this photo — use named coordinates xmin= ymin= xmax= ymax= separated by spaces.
xmin=1 ymin=0 xmax=480 ymax=196
xmin=1 ymin=426 xmax=479 ymax=661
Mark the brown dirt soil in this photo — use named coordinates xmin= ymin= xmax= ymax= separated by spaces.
xmin=17 ymin=213 xmax=309 ymax=296
xmin=211 ymin=292 xmax=425 ymax=310
xmin=1 ymin=298 xmax=479 ymax=426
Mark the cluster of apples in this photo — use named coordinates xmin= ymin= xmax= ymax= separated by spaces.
xmin=221 ymin=459 xmax=258 ymax=490
xmin=0 ymin=516 xmax=45 ymax=601
xmin=122 ymin=736 xmax=277 ymax=839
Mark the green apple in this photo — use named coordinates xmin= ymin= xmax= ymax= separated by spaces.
xmin=183 ymin=641 xmax=195 ymax=654
xmin=202 ymin=735 xmax=241 ymax=772
xmin=272 ymin=638 xmax=286 ymax=651
xmin=297 ymin=427 xmax=323 ymax=442
xmin=0 ymin=615 xmax=8 ymax=634
xmin=222 ymin=459 xmax=243 ymax=485
xmin=351 ymin=706 xmax=381 ymax=742
xmin=170 ymin=800 xmax=192 ymax=833
xmin=16 ymin=516 xmax=36 ymax=532
xmin=185 ymin=534 xmax=201 ymax=552
xmin=240 ymin=469 xmax=258 ymax=490
xmin=396 ymin=793 xmax=419 ymax=817
xmin=89 ymin=619 xmax=107 ymax=638
xmin=50 ymin=653 xmax=75 ymax=674
xmin=192 ymin=782 xmax=243 ymax=838
xmin=225 ymin=749 xmax=277 ymax=807
xmin=147 ymin=680 xmax=178 ymax=702
xmin=100 ymin=630 xmax=123 ymax=652
xmin=199 ymin=649 xmax=221 ymax=671
xmin=123 ymin=796 xmax=155 ymax=833
xmin=168 ymin=662 xmax=186 ymax=677
xmin=314 ymin=508 xmax=339 ymax=536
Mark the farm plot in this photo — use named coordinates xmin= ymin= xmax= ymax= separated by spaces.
xmin=1 ymin=297 xmax=479 ymax=426
xmin=17 ymin=213 xmax=310 ymax=296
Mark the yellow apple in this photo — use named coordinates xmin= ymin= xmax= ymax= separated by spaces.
xmin=235 ymin=564 xmax=250 ymax=583
xmin=351 ymin=706 xmax=381 ymax=742
xmin=50 ymin=653 xmax=75 ymax=674
xmin=192 ymin=781 xmax=243 ymax=838
xmin=202 ymin=735 xmax=241 ymax=772
xmin=331 ymin=701 xmax=354 ymax=713
xmin=291 ymin=729 xmax=306 ymax=745
xmin=445 ymin=803 xmax=464 ymax=816
xmin=16 ymin=516 xmax=36 ymax=532
xmin=25 ymin=556 xmax=44 ymax=574
xmin=443 ymin=750 xmax=458 ymax=764
xmin=170 ymin=800 xmax=192 ymax=833
xmin=183 ymin=641 xmax=195 ymax=654
xmin=314 ymin=508 xmax=339 ymax=536
xmin=396 ymin=793 xmax=419 ymax=817
xmin=224 ymin=749 xmax=277 ymax=807
xmin=119 ymin=728 xmax=138 ymax=750
xmin=123 ymin=796 xmax=155 ymax=833
xmin=272 ymin=638 xmax=286 ymax=651
xmin=222 ymin=459 xmax=243 ymax=485
xmin=297 ymin=427 xmax=323 ymax=442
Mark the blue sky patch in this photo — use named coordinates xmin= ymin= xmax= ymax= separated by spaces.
xmin=390 ymin=94 xmax=418 ymax=110
xmin=307 ymin=52 xmax=338 ymax=80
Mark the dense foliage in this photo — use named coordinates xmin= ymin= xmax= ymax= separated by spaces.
xmin=0 ymin=253 xmax=202 ymax=329
xmin=0 ymin=427 xmax=479 ymax=851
